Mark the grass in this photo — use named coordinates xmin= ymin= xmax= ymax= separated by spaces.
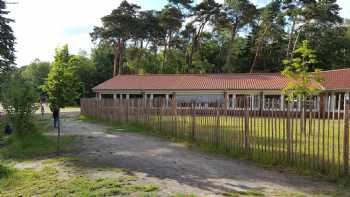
xmin=0 ymin=118 xmax=75 ymax=160
xmin=223 ymin=188 xmax=265 ymax=197
xmin=145 ymin=115 xmax=348 ymax=175
xmin=0 ymin=161 xmax=159 ymax=197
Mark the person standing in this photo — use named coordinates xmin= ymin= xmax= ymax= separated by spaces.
xmin=52 ymin=107 xmax=60 ymax=128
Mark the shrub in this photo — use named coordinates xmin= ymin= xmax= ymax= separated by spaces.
xmin=0 ymin=72 xmax=38 ymax=135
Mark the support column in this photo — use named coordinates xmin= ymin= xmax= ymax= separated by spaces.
xmin=280 ymin=94 xmax=284 ymax=111
xmin=232 ymin=94 xmax=236 ymax=109
xmin=224 ymin=91 xmax=229 ymax=110
xmin=166 ymin=94 xmax=170 ymax=108
xmin=113 ymin=94 xmax=117 ymax=100
xmin=126 ymin=94 xmax=130 ymax=100
xmin=97 ymin=93 xmax=102 ymax=100
xmin=262 ymin=93 xmax=265 ymax=111
xmin=251 ymin=94 xmax=255 ymax=110
xmin=332 ymin=93 xmax=336 ymax=114
xmin=171 ymin=92 xmax=177 ymax=114
xmin=320 ymin=93 xmax=325 ymax=115
xmin=150 ymin=94 xmax=154 ymax=108
xmin=142 ymin=92 xmax=147 ymax=107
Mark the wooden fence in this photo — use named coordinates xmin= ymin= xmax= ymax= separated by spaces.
xmin=81 ymin=95 xmax=350 ymax=177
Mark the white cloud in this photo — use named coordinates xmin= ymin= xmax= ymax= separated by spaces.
xmin=5 ymin=0 xmax=350 ymax=66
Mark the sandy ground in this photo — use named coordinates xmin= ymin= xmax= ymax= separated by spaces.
xmin=41 ymin=111 xmax=348 ymax=196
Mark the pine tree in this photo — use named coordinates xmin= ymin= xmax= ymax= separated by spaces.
xmin=0 ymin=0 xmax=16 ymax=80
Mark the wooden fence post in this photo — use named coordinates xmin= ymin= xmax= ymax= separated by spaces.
xmin=126 ymin=99 xmax=129 ymax=123
xmin=287 ymin=101 xmax=292 ymax=162
xmin=244 ymin=96 xmax=250 ymax=152
xmin=344 ymin=99 xmax=349 ymax=175
xmin=215 ymin=104 xmax=220 ymax=146
xmin=191 ymin=101 xmax=196 ymax=141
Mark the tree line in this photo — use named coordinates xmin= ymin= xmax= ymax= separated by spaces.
xmin=14 ymin=0 xmax=350 ymax=99
xmin=91 ymin=0 xmax=349 ymax=75
xmin=2 ymin=0 xmax=350 ymax=101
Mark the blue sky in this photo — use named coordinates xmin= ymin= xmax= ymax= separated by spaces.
xmin=6 ymin=0 xmax=350 ymax=66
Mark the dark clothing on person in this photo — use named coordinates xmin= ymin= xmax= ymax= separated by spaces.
xmin=52 ymin=108 xmax=60 ymax=128
xmin=4 ymin=124 xmax=12 ymax=135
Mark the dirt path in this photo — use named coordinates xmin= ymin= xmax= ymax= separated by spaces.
xmin=52 ymin=112 xmax=345 ymax=196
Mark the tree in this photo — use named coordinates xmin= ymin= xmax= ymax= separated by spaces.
xmin=249 ymin=0 xmax=285 ymax=73
xmin=282 ymin=40 xmax=322 ymax=100
xmin=91 ymin=0 xmax=141 ymax=76
xmin=159 ymin=5 xmax=184 ymax=70
xmin=44 ymin=45 xmax=80 ymax=110
xmin=43 ymin=45 xmax=80 ymax=154
xmin=186 ymin=0 xmax=222 ymax=68
xmin=91 ymin=43 xmax=114 ymax=83
xmin=219 ymin=0 xmax=256 ymax=70
xmin=0 ymin=72 xmax=38 ymax=135
xmin=282 ymin=40 xmax=323 ymax=134
xmin=69 ymin=55 xmax=96 ymax=98
xmin=0 ymin=0 xmax=15 ymax=85
xmin=282 ymin=0 xmax=342 ymax=59
xmin=21 ymin=59 xmax=50 ymax=92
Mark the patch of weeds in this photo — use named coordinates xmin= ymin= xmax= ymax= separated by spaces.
xmin=271 ymin=191 xmax=307 ymax=197
xmin=0 ymin=164 xmax=159 ymax=197
xmin=171 ymin=194 xmax=199 ymax=197
xmin=0 ymin=164 xmax=12 ymax=179
xmin=80 ymin=115 xmax=153 ymax=134
xmin=42 ymin=156 xmax=80 ymax=165
xmin=223 ymin=189 xmax=265 ymax=197
xmin=0 ymin=132 xmax=75 ymax=160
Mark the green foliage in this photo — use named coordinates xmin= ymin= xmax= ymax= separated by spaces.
xmin=69 ymin=55 xmax=96 ymax=98
xmin=0 ymin=72 xmax=38 ymax=135
xmin=90 ymin=43 xmax=114 ymax=82
xmin=21 ymin=59 xmax=50 ymax=92
xmin=0 ymin=0 xmax=15 ymax=79
xmin=44 ymin=45 xmax=80 ymax=109
xmin=282 ymin=40 xmax=323 ymax=100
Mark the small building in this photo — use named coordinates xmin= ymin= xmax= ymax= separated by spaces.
xmin=92 ymin=68 xmax=350 ymax=111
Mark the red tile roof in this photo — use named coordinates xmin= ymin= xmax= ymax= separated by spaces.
xmin=320 ymin=68 xmax=350 ymax=90
xmin=93 ymin=73 xmax=292 ymax=91
xmin=93 ymin=69 xmax=350 ymax=92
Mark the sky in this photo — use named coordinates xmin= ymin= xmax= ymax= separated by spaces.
xmin=5 ymin=0 xmax=350 ymax=66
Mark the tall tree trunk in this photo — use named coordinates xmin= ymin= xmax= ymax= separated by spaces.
xmin=113 ymin=40 xmax=121 ymax=77
xmin=291 ymin=26 xmax=304 ymax=58
xmin=117 ymin=39 xmax=124 ymax=75
xmin=250 ymin=26 xmax=269 ymax=73
xmin=113 ymin=45 xmax=118 ymax=77
xmin=286 ymin=19 xmax=296 ymax=59
xmin=225 ymin=23 xmax=238 ymax=69
xmin=162 ymin=34 xmax=168 ymax=73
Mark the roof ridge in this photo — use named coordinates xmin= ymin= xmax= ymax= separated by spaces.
xmin=320 ymin=68 xmax=350 ymax=73
xmin=114 ymin=73 xmax=283 ymax=77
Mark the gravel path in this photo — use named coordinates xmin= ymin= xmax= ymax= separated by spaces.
xmin=54 ymin=112 xmax=343 ymax=196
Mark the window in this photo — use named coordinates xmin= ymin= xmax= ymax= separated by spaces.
xmin=264 ymin=95 xmax=281 ymax=109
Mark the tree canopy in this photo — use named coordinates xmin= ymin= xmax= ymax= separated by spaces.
xmin=88 ymin=0 xmax=348 ymax=76
xmin=0 ymin=0 xmax=15 ymax=85
xmin=43 ymin=45 xmax=80 ymax=109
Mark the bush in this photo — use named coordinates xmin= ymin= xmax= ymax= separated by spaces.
xmin=0 ymin=72 xmax=38 ymax=135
